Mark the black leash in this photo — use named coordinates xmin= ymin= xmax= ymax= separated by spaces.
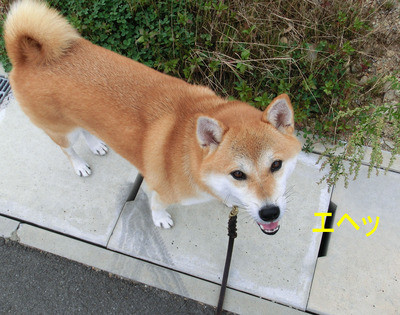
xmin=216 ymin=206 xmax=238 ymax=314
xmin=126 ymin=175 xmax=237 ymax=314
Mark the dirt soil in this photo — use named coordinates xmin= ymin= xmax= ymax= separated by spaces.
xmin=369 ymin=1 xmax=400 ymax=148
xmin=371 ymin=1 xmax=400 ymax=77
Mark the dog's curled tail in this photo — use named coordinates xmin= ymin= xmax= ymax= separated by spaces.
xmin=4 ymin=0 xmax=80 ymax=66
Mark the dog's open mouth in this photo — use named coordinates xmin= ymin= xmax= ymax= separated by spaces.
xmin=258 ymin=221 xmax=280 ymax=235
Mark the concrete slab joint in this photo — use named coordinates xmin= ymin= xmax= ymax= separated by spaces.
xmin=0 ymin=216 xmax=21 ymax=240
xmin=10 ymin=226 xmax=21 ymax=242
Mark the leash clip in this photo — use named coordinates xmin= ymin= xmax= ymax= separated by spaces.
xmin=229 ymin=205 xmax=238 ymax=217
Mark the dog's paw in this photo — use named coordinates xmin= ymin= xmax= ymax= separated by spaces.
xmin=151 ymin=209 xmax=174 ymax=229
xmin=84 ymin=132 xmax=109 ymax=156
xmin=89 ymin=140 xmax=108 ymax=156
xmin=72 ymin=159 xmax=91 ymax=177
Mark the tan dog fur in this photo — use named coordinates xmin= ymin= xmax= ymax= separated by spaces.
xmin=4 ymin=0 xmax=301 ymax=231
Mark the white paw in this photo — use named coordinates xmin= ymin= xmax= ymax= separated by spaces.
xmin=72 ymin=159 xmax=91 ymax=177
xmin=152 ymin=210 xmax=174 ymax=229
xmin=89 ymin=140 xmax=108 ymax=156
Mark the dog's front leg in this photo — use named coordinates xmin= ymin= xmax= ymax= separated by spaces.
xmin=150 ymin=191 xmax=174 ymax=229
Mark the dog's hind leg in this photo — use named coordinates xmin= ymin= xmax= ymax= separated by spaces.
xmin=150 ymin=191 xmax=174 ymax=229
xmin=82 ymin=129 xmax=108 ymax=156
xmin=47 ymin=129 xmax=91 ymax=177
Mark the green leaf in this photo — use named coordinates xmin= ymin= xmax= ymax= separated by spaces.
xmin=241 ymin=49 xmax=250 ymax=60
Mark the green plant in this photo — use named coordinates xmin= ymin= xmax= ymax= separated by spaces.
xmin=0 ymin=0 xmax=11 ymax=72
xmin=319 ymin=97 xmax=400 ymax=188
xmin=48 ymin=0 xmax=201 ymax=74
xmin=0 ymin=0 xmax=202 ymax=74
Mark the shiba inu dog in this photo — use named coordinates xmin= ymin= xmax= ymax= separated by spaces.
xmin=4 ymin=0 xmax=301 ymax=234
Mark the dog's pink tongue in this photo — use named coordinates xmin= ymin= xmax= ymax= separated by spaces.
xmin=260 ymin=221 xmax=279 ymax=230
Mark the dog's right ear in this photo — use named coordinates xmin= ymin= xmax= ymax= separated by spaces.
xmin=196 ymin=116 xmax=226 ymax=149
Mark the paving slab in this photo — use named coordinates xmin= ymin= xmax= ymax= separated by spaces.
xmin=307 ymin=165 xmax=400 ymax=314
xmin=0 ymin=99 xmax=137 ymax=245
xmin=16 ymin=223 xmax=304 ymax=315
xmin=0 ymin=215 xmax=20 ymax=238
xmin=108 ymin=152 xmax=331 ymax=310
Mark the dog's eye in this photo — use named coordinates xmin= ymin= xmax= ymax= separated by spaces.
xmin=230 ymin=170 xmax=247 ymax=180
xmin=271 ymin=160 xmax=282 ymax=172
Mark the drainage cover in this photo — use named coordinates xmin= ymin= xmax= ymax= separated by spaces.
xmin=0 ymin=76 xmax=11 ymax=105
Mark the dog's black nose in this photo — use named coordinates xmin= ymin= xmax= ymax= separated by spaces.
xmin=259 ymin=205 xmax=280 ymax=221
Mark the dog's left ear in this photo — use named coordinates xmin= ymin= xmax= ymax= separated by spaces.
xmin=262 ymin=94 xmax=295 ymax=134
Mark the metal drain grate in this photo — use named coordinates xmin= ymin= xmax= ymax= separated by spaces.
xmin=0 ymin=76 xmax=11 ymax=105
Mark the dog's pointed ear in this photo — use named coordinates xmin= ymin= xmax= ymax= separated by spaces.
xmin=196 ymin=116 xmax=226 ymax=148
xmin=262 ymin=94 xmax=295 ymax=134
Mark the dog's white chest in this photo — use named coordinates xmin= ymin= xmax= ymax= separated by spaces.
xmin=180 ymin=191 xmax=214 ymax=206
